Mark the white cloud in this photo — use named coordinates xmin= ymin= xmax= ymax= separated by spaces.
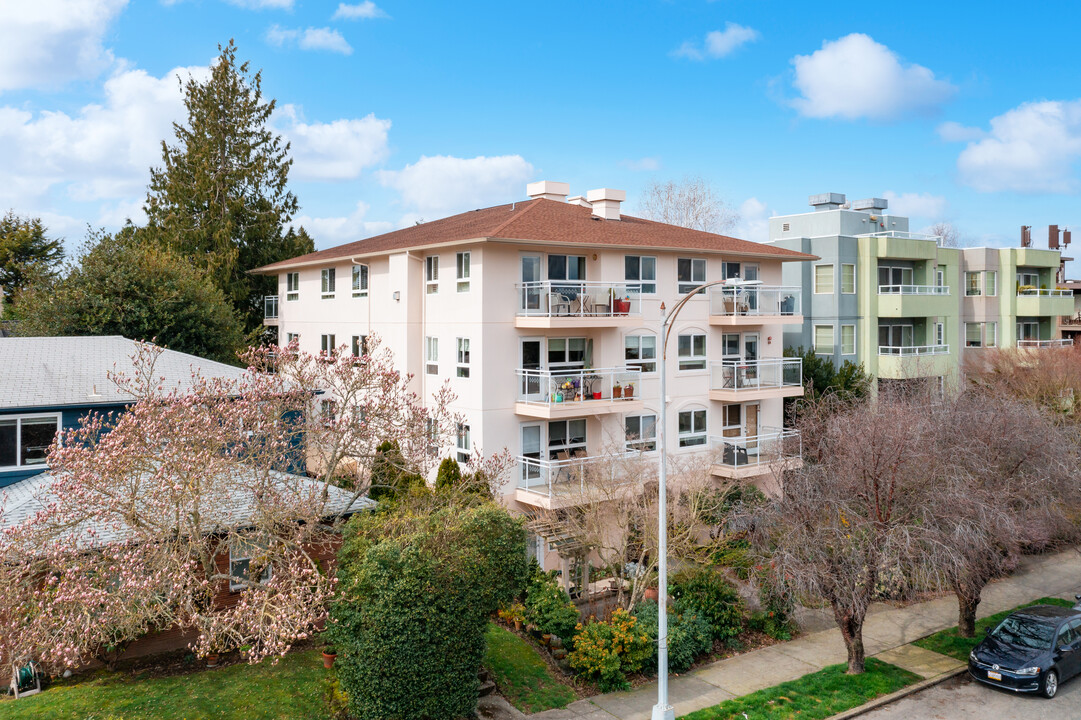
xmin=333 ymin=2 xmax=388 ymax=20
xmin=673 ymin=22 xmax=759 ymax=61
xmin=378 ymin=155 xmax=536 ymax=218
xmin=621 ymin=157 xmax=660 ymax=172
xmin=225 ymin=0 xmax=294 ymax=9
xmin=952 ymin=100 xmax=1081 ymax=193
xmin=733 ymin=197 xmax=769 ymax=242
xmin=276 ymin=105 xmax=391 ymax=181
xmin=880 ymin=191 xmax=947 ymax=220
xmin=790 ymin=34 xmax=956 ymax=121
xmin=937 ymin=121 xmax=985 ymax=143
xmin=291 ymin=201 xmax=394 ymax=249
xmin=0 ymin=0 xmax=128 ymax=93
xmin=266 ymin=25 xmax=353 ymax=54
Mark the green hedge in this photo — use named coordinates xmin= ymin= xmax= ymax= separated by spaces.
xmin=523 ymin=571 xmax=580 ymax=642
xmin=670 ymin=568 xmax=744 ymax=643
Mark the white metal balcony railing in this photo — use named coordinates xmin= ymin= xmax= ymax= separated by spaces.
xmin=857 ymin=230 xmax=943 ymax=246
xmin=878 ymin=285 xmax=950 ymax=295
xmin=1017 ymin=288 xmax=1072 ymax=297
xmin=515 ymin=281 xmax=642 ymax=318
xmin=877 ymin=344 xmax=950 ymax=357
xmin=709 ymin=358 xmax=802 ymax=393
xmin=710 ymin=428 xmax=802 ymax=469
xmin=709 ymin=285 xmax=800 ymax=317
xmin=517 ymin=453 xmax=631 ymax=497
xmin=516 ymin=367 xmax=641 ymax=406
xmin=264 ymin=295 xmax=279 ymax=319
xmin=1017 ymin=339 xmax=1075 ymax=348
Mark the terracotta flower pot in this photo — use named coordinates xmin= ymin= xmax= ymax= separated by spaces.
xmin=206 ymin=653 xmax=220 ymax=668
xmin=644 ymin=587 xmax=659 ymax=602
xmin=322 ymin=651 xmax=337 ymax=669
xmin=514 ymin=620 xmax=522 ymax=631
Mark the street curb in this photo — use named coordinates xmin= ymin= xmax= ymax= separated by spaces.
xmin=827 ymin=666 xmax=968 ymax=720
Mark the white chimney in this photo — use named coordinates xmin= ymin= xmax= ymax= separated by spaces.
xmin=526 ymin=181 xmax=570 ymax=202
xmin=586 ymin=188 xmax=626 ymax=221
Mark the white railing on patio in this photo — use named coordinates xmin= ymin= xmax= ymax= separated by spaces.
xmin=708 ymin=286 xmax=800 ymax=317
xmin=1017 ymin=339 xmax=1074 ymax=348
xmin=515 ymin=281 xmax=642 ymax=318
xmin=1017 ymin=288 xmax=1072 ymax=297
xmin=709 ymin=428 xmax=802 ymax=470
xmin=857 ymin=230 xmax=943 ymax=245
xmin=517 ymin=453 xmax=632 ymax=497
xmin=264 ymin=295 xmax=279 ymax=319
xmin=878 ymin=344 xmax=949 ymax=357
xmin=709 ymin=358 xmax=802 ymax=393
xmin=516 ymin=367 xmax=642 ymax=406
xmin=878 ymin=285 xmax=950 ymax=295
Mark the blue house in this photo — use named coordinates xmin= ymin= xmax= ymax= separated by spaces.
xmin=0 ymin=336 xmax=248 ymax=489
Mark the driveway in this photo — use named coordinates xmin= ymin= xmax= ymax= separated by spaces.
xmin=861 ymin=672 xmax=1081 ymax=720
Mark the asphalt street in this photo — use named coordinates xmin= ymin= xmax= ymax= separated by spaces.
xmin=861 ymin=672 xmax=1081 ymax=719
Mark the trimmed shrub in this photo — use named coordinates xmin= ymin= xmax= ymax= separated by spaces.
xmin=567 ymin=609 xmax=652 ymax=691
xmin=330 ymin=503 xmax=529 ymax=720
xmin=368 ymin=440 xmax=425 ymax=500
xmin=434 ymin=457 xmax=462 ymax=491
xmin=670 ymin=567 xmax=744 ymax=643
xmin=633 ymin=600 xmax=713 ymax=674
xmin=524 ymin=571 xmax=580 ymax=642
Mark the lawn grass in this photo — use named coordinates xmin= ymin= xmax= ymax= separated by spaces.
xmin=913 ymin=596 xmax=1073 ymax=662
xmin=0 ymin=648 xmax=332 ymax=720
xmin=679 ymin=657 xmax=920 ymax=720
xmin=484 ymin=623 xmax=577 ymax=713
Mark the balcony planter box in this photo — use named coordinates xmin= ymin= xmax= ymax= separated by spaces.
xmin=614 ymin=298 xmax=631 ymax=315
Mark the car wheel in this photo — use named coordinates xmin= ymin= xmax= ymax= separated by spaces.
xmin=1043 ymin=669 xmax=1059 ymax=699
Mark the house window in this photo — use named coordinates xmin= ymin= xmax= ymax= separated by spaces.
xmin=814 ymin=265 xmax=834 ymax=294
xmin=286 ymin=332 xmax=299 ymax=344
xmin=547 ymin=255 xmax=586 ymax=281
xmin=547 ymin=338 xmax=586 ymax=369
xmin=456 ymin=337 xmax=470 ymax=378
xmin=625 ymin=414 xmax=657 ymax=451
xmin=548 ymin=419 xmax=586 ymax=455
xmin=456 ymin=252 xmax=471 ymax=292
xmin=677 ymin=409 xmax=707 ymax=447
xmin=936 ymin=265 xmax=946 ymax=288
xmin=352 ymin=265 xmax=368 ymax=298
xmin=229 ymin=538 xmax=272 ymax=591
xmin=814 ymin=325 xmax=834 ymax=354
xmin=624 ymin=334 xmax=657 ymax=373
xmin=985 ymin=271 xmax=997 ymax=297
xmin=935 ymin=322 xmax=945 ymax=347
xmin=0 ymin=414 xmax=60 ymax=469
xmin=1017 ymin=270 xmax=1040 ymax=289
xmin=677 ymin=258 xmax=706 ymax=294
xmin=321 ymin=268 xmax=336 ymax=298
xmin=456 ymin=423 xmax=471 ymax=463
xmin=320 ymin=399 xmax=338 ymax=425
xmin=351 ymin=335 xmax=368 ymax=358
xmin=841 ymin=264 xmax=856 ymax=294
xmin=425 ymin=418 xmax=439 ymax=457
xmin=721 ymin=333 xmax=740 ymax=358
xmin=965 ymin=271 xmax=981 ymax=296
xmin=722 ymin=404 xmax=741 ymax=434
xmin=841 ymin=325 xmax=856 ymax=355
xmin=286 ymin=272 xmax=299 ymax=301
xmin=986 ymin=322 xmax=997 ymax=347
xmin=425 ymin=336 xmax=438 ymax=375
xmin=426 ymin=256 xmax=439 ymax=294
xmin=965 ymin=322 xmax=983 ymax=348
xmin=320 ymin=334 xmax=336 ymax=356
xmin=625 ymin=255 xmax=657 ymax=294
xmin=677 ymin=333 xmax=706 ymax=371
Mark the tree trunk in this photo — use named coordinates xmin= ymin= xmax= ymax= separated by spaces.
xmin=957 ymin=592 xmax=980 ymax=638
xmin=833 ymin=604 xmax=866 ymax=674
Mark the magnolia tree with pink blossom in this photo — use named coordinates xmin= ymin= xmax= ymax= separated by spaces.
xmin=0 ymin=337 xmax=489 ymax=671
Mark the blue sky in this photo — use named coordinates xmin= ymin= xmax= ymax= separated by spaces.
xmin=3 ymin=0 xmax=1081 ymax=268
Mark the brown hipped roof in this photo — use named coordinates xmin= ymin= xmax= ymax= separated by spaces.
xmin=251 ymin=198 xmax=816 ymax=273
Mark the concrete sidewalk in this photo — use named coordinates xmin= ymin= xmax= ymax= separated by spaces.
xmin=529 ymin=549 xmax=1081 ymax=720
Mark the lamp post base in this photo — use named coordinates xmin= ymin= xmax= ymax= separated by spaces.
xmin=651 ymin=704 xmax=675 ymax=720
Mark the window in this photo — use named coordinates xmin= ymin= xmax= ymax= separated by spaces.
xmin=678 ymin=409 xmax=707 ymax=447
xmin=229 ymin=538 xmax=272 ymax=591
xmin=456 ymin=337 xmax=470 ymax=377
xmin=624 ymin=334 xmax=657 ymax=372
xmin=878 ymin=324 xmax=914 ymax=349
xmin=936 ymin=265 xmax=946 ymax=288
xmin=351 ymin=265 xmax=368 ymax=298
xmin=286 ymin=272 xmax=299 ymax=301
xmin=841 ymin=325 xmax=856 ymax=355
xmin=677 ymin=333 xmax=706 ymax=371
xmin=986 ymin=322 xmax=997 ymax=347
xmin=814 ymin=325 xmax=834 ymax=354
xmin=965 ymin=323 xmax=982 ymax=348
xmin=286 ymin=332 xmax=299 ymax=344
xmin=425 ymin=336 xmax=438 ymax=374
xmin=814 ymin=264 xmax=834 ymax=294
xmin=935 ymin=322 xmax=945 ymax=347
xmin=456 ymin=423 xmax=471 ymax=463
xmin=547 ymin=255 xmax=586 ymax=281
xmin=1017 ymin=270 xmax=1040 ymax=289
xmin=455 ymin=252 xmax=471 ymax=292
xmin=548 ymin=419 xmax=587 ymax=455
xmin=320 ymin=334 xmax=336 ymax=356
xmin=841 ymin=264 xmax=856 ymax=294
xmin=321 ymin=268 xmax=336 ymax=298
xmin=426 ymin=256 xmax=439 ymax=294
xmin=722 ymin=404 xmax=741 ymax=434
xmin=425 ymin=418 xmax=439 ymax=457
xmin=547 ymin=338 xmax=586 ymax=369
xmin=351 ymin=335 xmax=368 ymax=358
xmin=625 ymin=414 xmax=657 ymax=451
xmin=965 ymin=271 xmax=981 ymax=296
xmin=985 ymin=271 xmax=997 ymax=296
xmin=625 ymin=256 xmax=657 ymax=294
xmin=0 ymin=414 xmax=60 ymax=469
xmin=721 ymin=333 xmax=740 ymax=358
xmin=320 ymin=399 xmax=338 ymax=425
xmin=677 ymin=258 xmax=706 ymax=294
xmin=878 ymin=265 xmax=913 ymax=291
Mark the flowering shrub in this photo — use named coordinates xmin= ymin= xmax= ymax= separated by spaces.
xmin=567 ymin=609 xmax=652 ymax=691
xmin=633 ymin=600 xmax=713 ymax=673
xmin=523 ymin=572 xmax=580 ymax=641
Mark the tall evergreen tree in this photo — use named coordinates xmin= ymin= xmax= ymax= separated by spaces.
xmin=144 ymin=40 xmax=313 ymax=332
xmin=0 ymin=211 xmax=64 ymax=306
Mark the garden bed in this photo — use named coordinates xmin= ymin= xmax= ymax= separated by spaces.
xmin=913 ymin=596 xmax=1073 ymax=662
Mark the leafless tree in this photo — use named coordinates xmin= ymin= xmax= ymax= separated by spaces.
xmin=636 ymin=177 xmax=739 ymax=234
xmin=966 ymin=346 xmax=1081 ymax=425
xmin=929 ymin=221 xmax=961 ymax=248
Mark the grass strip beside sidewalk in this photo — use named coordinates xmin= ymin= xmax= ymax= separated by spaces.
xmin=679 ymin=657 xmax=920 ymax=720
xmin=484 ymin=623 xmax=577 ymax=714
xmin=913 ymin=596 xmax=1072 ymax=662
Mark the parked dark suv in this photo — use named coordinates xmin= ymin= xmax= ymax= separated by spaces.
xmin=969 ymin=605 xmax=1081 ymax=698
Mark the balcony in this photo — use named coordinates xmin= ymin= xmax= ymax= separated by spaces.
xmin=709 ymin=428 xmax=802 ymax=480
xmin=515 ymin=367 xmax=643 ymax=419
xmin=515 ymin=453 xmax=637 ymax=509
xmin=263 ymin=295 xmax=279 ymax=325
xmin=877 ymin=345 xmax=951 ymax=379
xmin=1016 ymin=288 xmax=1074 ymax=317
xmin=708 ymin=285 xmax=801 ymax=326
xmin=1017 ymin=339 xmax=1074 ymax=349
xmin=708 ymin=358 xmax=803 ymax=402
xmin=515 ymin=281 xmax=642 ymax=328
xmin=877 ymin=285 xmax=950 ymax=318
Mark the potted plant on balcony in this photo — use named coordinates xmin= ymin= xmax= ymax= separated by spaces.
xmin=623 ymin=382 xmax=634 ymax=399
xmin=613 ymin=381 xmax=622 ymax=399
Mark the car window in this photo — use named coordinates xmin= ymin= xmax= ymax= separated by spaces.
xmin=992 ymin=615 xmax=1057 ymax=650
xmin=1057 ymin=624 xmax=1076 ymax=647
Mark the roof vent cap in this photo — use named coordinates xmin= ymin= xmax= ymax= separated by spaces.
xmin=585 ymin=188 xmax=626 ymax=220
xmin=851 ymin=197 xmax=889 ymax=212
xmin=809 ymin=192 xmax=846 ymax=211
xmin=526 ymin=181 xmax=570 ymax=202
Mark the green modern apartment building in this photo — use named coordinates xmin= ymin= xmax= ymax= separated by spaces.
xmin=770 ymin=193 xmax=1072 ymax=392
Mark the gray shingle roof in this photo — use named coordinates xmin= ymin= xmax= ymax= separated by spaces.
xmin=0 ymin=336 xmax=248 ymax=411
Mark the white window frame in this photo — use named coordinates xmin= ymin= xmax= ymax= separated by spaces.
xmin=625 ymin=255 xmax=657 ymax=294
xmin=986 ymin=322 xmax=997 ymax=347
xmin=841 ymin=264 xmax=856 ymax=294
xmin=426 ymin=256 xmax=439 ymax=294
xmin=841 ymin=324 xmax=856 ymax=355
xmin=677 ymin=332 xmax=706 ymax=371
xmin=625 ymin=413 xmax=657 ymax=451
xmin=286 ymin=272 xmax=300 ymax=301
xmin=456 ymin=423 xmax=471 ymax=463
xmin=426 ymin=336 xmax=439 ymax=375
xmin=624 ymin=334 xmax=657 ymax=373
xmin=814 ymin=324 xmax=834 ymax=354
xmin=985 ymin=271 xmax=997 ymax=297
xmin=814 ymin=264 xmax=834 ymax=294
xmin=965 ymin=322 xmax=983 ymax=348
xmin=677 ymin=258 xmax=706 ymax=294
xmin=965 ymin=271 xmax=982 ymax=297
xmin=286 ymin=332 xmax=299 ymax=344
xmin=229 ymin=538 xmax=272 ymax=592
xmin=321 ymin=268 xmax=336 ymax=298
xmin=456 ymin=337 xmax=470 ymax=378
xmin=352 ymin=264 xmax=368 ymax=298
xmin=456 ymin=252 xmax=470 ymax=293
xmin=351 ymin=335 xmax=367 ymax=358
xmin=677 ymin=408 xmax=707 ymax=448
xmin=0 ymin=413 xmax=61 ymax=470
xmin=320 ymin=334 xmax=336 ymax=356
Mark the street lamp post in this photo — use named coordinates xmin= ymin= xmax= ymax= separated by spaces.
xmin=652 ymin=279 xmax=733 ymax=720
